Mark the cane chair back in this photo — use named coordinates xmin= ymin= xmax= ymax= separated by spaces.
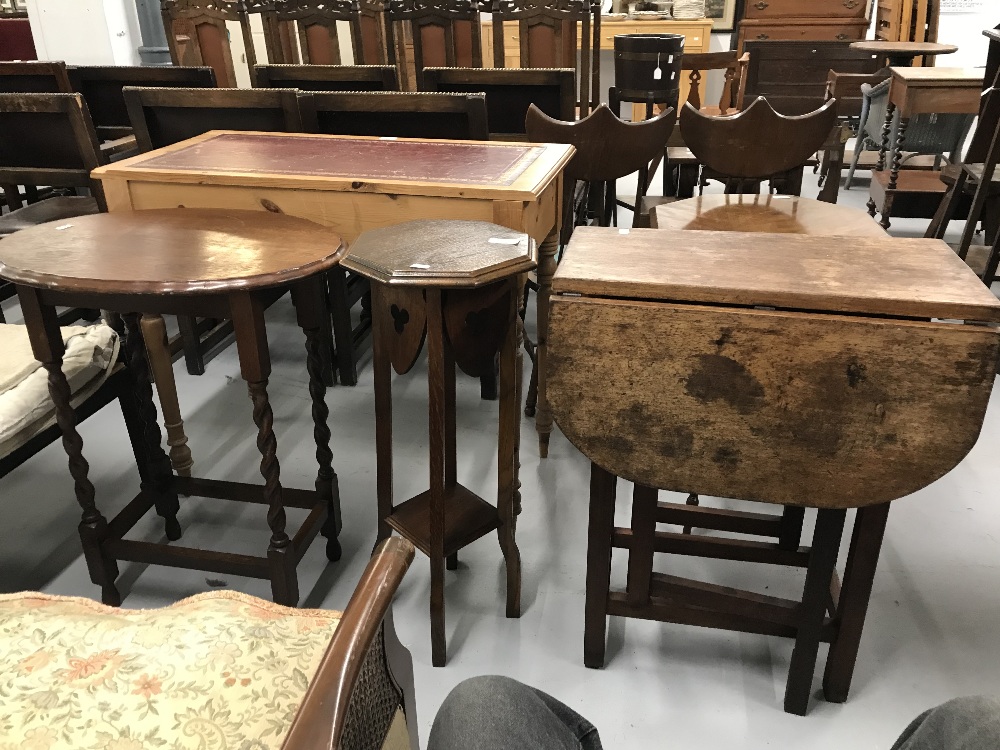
xmin=161 ymin=0 xmax=249 ymax=88
xmin=492 ymin=0 xmax=599 ymax=116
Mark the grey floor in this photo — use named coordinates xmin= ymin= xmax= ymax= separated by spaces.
xmin=3 ymin=165 xmax=1000 ymax=750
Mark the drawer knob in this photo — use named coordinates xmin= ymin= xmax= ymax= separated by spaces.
xmin=754 ymin=1 xmax=768 ymax=8
xmin=756 ymin=33 xmax=769 ymax=40
xmin=843 ymin=0 xmax=860 ymax=7
xmin=836 ymin=33 xmax=850 ymax=40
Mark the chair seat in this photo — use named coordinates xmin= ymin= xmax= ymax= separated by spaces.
xmin=0 ymin=196 xmax=100 ymax=237
xmin=0 ymin=591 xmax=349 ymax=749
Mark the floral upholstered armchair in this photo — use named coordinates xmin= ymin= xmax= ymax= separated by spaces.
xmin=0 ymin=538 xmax=418 ymax=750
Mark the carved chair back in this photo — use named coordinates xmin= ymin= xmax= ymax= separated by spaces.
xmin=161 ymin=0 xmax=250 ymax=88
xmin=0 ymin=93 xmax=106 ymax=209
xmin=301 ymin=90 xmax=488 ymax=139
xmin=0 ymin=60 xmax=71 ymax=93
xmin=682 ymin=51 xmax=749 ymax=115
xmin=124 ymin=86 xmax=310 ymax=152
xmin=387 ymin=0 xmax=483 ymax=90
xmin=492 ymin=0 xmax=599 ymax=116
xmin=680 ymin=97 xmax=837 ymax=194
xmin=68 ymin=65 xmax=217 ymax=140
xmin=255 ymin=63 xmax=399 ymax=91
xmin=422 ymin=66 xmax=574 ymax=138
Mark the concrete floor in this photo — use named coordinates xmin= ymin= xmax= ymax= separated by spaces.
xmin=3 ymin=166 xmax=1000 ymax=749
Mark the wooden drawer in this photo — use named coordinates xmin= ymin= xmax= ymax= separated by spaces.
xmin=739 ymin=19 xmax=868 ymax=46
xmin=744 ymin=0 xmax=867 ymax=19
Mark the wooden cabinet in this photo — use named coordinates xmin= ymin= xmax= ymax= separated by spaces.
xmin=734 ymin=0 xmax=870 ymax=53
xmin=874 ymin=0 xmax=939 ymax=45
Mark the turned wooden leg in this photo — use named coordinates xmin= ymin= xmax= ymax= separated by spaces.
xmin=231 ymin=292 xmax=298 ymax=607
xmin=784 ymin=508 xmax=847 ymax=716
xmin=868 ymin=102 xmax=896 ymax=219
xmin=498 ymin=279 xmax=522 ymax=618
xmin=372 ymin=285 xmax=395 ymax=546
xmin=139 ymin=314 xmax=193 ymax=477
xmin=427 ymin=288 xmax=450 ymax=667
xmin=123 ymin=314 xmax=182 ymax=541
xmin=17 ymin=287 xmax=121 ymax=605
xmin=293 ymin=278 xmax=342 ymax=563
xmin=880 ymin=116 xmax=909 ymax=231
xmin=584 ymin=463 xmax=616 ymax=669
xmin=535 ymin=228 xmax=559 ymax=458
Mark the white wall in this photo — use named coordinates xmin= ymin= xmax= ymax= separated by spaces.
xmin=937 ymin=4 xmax=996 ymax=69
xmin=27 ymin=0 xmax=142 ymax=65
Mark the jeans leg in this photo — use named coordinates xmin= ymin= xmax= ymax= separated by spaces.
xmin=891 ymin=697 xmax=1000 ymax=750
xmin=429 ymin=676 xmax=603 ymax=750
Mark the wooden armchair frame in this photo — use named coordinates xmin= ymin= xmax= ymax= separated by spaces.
xmin=491 ymin=0 xmax=599 ymax=116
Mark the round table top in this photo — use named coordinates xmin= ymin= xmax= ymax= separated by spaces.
xmin=850 ymin=41 xmax=959 ymax=57
xmin=651 ymin=195 xmax=887 ymax=237
xmin=0 ymin=209 xmax=347 ymax=296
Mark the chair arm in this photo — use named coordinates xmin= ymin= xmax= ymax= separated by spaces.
xmin=281 ymin=537 xmax=416 ymax=750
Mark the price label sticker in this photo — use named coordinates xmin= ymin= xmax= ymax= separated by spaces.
xmin=488 ymin=237 xmax=521 ymax=245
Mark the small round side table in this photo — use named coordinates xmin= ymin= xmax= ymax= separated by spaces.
xmin=342 ymin=220 xmax=535 ymax=667
xmin=0 ymin=209 xmax=347 ymax=607
xmin=850 ymin=40 xmax=959 ymax=69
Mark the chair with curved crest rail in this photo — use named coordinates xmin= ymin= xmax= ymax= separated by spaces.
xmin=387 ymin=0 xmax=485 ymax=91
xmin=680 ymin=96 xmax=839 ymax=196
xmin=245 ymin=0 xmax=396 ymax=66
xmin=491 ymin=0 xmax=600 ymax=117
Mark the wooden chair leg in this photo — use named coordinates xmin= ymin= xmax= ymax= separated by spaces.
xmin=480 ymin=354 xmax=499 ymax=400
xmin=926 ymin=171 xmax=966 ymax=240
xmin=498 ymin=285 xmax=521 ymax=618
xmin=980 ymin=228 xmax=1000 ymax=286
xmin=140 ymin=314 xmax=194 ymax=478
xmin=778 ymin=505 xmax=806 ymax=550
xmin=784 ymin=508 xmax=847 ymax=715
xmin=823 ymin=503 xmax=890 ymax=703
xmin=328 ymin=269 xmax=359 ymax=386
xmin=584 ymin=463 xmax=617 ymax=669
xmin=176 ymin=315 xmax=207 ymax=376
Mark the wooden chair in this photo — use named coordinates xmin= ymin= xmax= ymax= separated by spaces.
xmin=68 ymin=65 xmax=217 ymax=141
xmin=123 ymin=85 xmax=314 ymax=377
xmin=246 ymin=0 xmax=395 ymax=66
xmin=420 ymin=66 xmax=574 ymax=139
xmin=740 ymin=40 xmax=882 ymax=115
xmin=161 ymin=0 xmax=251 ymax=88
xmin=0 ymin=60 xmax=71 ymax=93
xmin=255 ymin=63 xmax=399 ymax=90
xmin=0 ymin=93 xmax=104 ymax=325
xmin=0 ymin=538 xmax=419 ymax=750
xmin=491 ymin=0 xmax=599 ymax=116
xmin=302 ymin=90 xmax=492 ymax=395
xmin=680 ymin=97 xmax=839 ymax=196
xmin=386 ymin=0 xmax=484 ymax=91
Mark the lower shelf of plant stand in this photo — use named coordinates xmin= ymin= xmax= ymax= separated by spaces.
xmin=387 ymin=483 xmax=501 ymax=557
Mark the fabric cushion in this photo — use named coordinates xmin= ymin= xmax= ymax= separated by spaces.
xmin=0 ymin=196 xmax=100 ymax=237
xmin=0 ymin=591 xmax=343 ymax=749
xmin=0 ymin=323 xmax=119 ymax=458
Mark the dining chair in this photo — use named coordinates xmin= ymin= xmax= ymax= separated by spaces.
xmin=386 ymin=0 xmax=484 ymax=91
xmin=421 ymin=66 xmax=575 ymax=139
xmin=491 ymin=0 xmax=600 ymax=116
xmin=255 ymin=63 xmax=399 ymax=91
xmin=0 ymin=60 xmax=71 ymax=93
xmin=68 ymin=64 xmax=217 ymax=141
xmin=160 ymin=0 xmax=250 ymax=88
xmin=246 ymin=0 xmax=395 ymax=66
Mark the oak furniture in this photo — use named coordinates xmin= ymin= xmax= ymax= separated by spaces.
xmin=0 ymin=59 xmax=71 ymax=93
xmin=549 ymin=226 xmax=1000 ymax=715
xmin=421 ymin=66 xmax=576 ymax=139
xmin=254 ymin=63 xmax=400 ymax=90
xmin=387 ymin=0 xmax=485 ymax=91
xmin=68 ymin=64 xmax=217 ymax=141
xmin=650 ymin=193 xmax=885 ymax=235
xmin=867 ymin=67 xmax=983 ymax=230
xmin=680 ymin=97 xmax=838 ymax=196
xmin=850 ymin=39 xmax=956 ymax=68
xmin=246 ymin=0 xmax=395 ymax=66
xmin=0 ymin=208 xmax=347 ymax=607
xmin=873 ymin=0 xmax=939 ymax=58
xmin=91 ymin=130 xmax=572 ymax=456
xmin=0 ymin=537 xmax=419 ymax=750
xmin=304 ymin=90 xmax=489 ymax=140
xmin=733 ymin=0 xmax=870 ymax=53
xmin=343 ymin=220 xmax=532 ymax=667
xmin=161 ymin=0 xmax=250 ymax=88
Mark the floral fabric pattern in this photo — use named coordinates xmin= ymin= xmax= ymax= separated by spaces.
xmin=0 ymin=591 xmax=342 ymax=749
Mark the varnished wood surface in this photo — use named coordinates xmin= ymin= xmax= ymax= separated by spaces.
xmin=850 ymin=41 xmax=958 ymax=57
xmin=342 ymin=220 xmax=535 ymax=286
xmin=93 ymin=129 xmax=575 ymax=202
xmin=650 ymin=195 xmax=886 ymax=237
xmin=548 ymin=297 xmax=1000 ymax=508
xmin=553 ymin=228 xmax=1000 ymax=323
xmin=0 ymin=209 xmax=347 ymax=295
xmin=890 ymin=66 xmax=984 ymax=87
